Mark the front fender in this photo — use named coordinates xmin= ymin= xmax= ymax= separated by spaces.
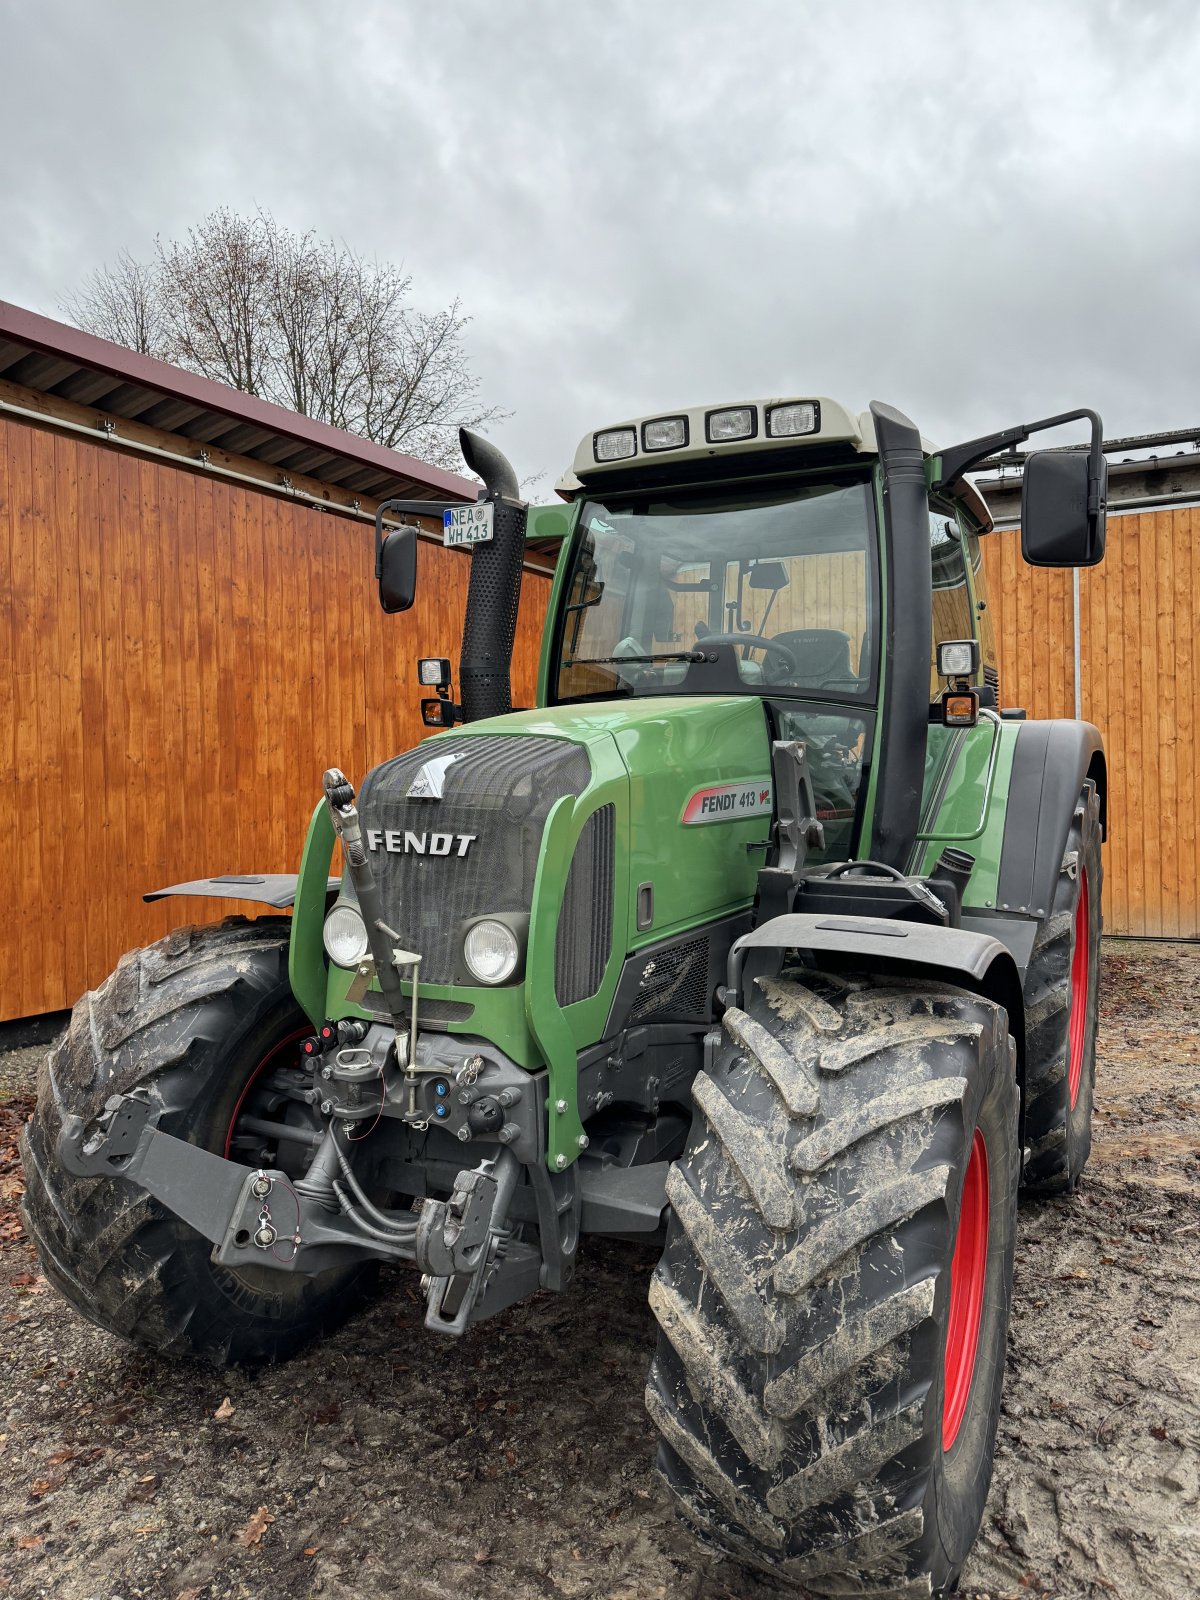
xmin=727 ymin=912 xmax=1025 ymax=1091
xmin=996 ymin=720 xmax=1106 ymax=921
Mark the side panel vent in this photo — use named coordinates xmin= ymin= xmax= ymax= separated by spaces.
xmin=555 ymin=805 xmax=616 ymax=1006
xmin=628 ymin=935 xmax=711 ymax=1025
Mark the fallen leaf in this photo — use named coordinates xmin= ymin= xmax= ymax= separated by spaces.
xmin=29 ymin=1476 xmax=63 ymax=1498
xmin=238 ymin=1505 xmax=275 ymax=1547
xmin=46 ymin=1448 xmax=77 ymax=1467
xmin=212 ymin=1396 xmax=234 ymax=1421
xmin=133 ymin=1523 xmax=158 ymax=1536
xmin=1150 ymin=1424 xmax=1168 ymax=1440
xmin=175 ymin=1588 xmax=203 ymax=1600
xmin=303 ymin=1546 xmax=320 ymax=1558
xmin=474 ymin=1549 xmax=492 ymax=1564
xmin=138 ymin=1473 xmax=157 ymax=1483
xmin=16 ymin=1534 xmax=43 ymax=1550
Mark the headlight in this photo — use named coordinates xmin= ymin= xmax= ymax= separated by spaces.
xmin=594 ymin=427 xmax=636 ymax=463
xmin=642 ymin=416 xmax=687 ymax=451
xmin=766 ymin=401 xmax=818 ymax=438
xmin=706 ymin=406 xmax=756 ymax=442
xmin=937 ymin=639 xmax=980 ymax=678
xmin=323 ymin=903 xmax=369 ymax=968
xmin=463 ymin=919 xmax=521 ymax=985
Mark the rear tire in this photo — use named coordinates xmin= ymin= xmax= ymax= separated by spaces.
xmin=648 ymin=970 xmax=1019 ymax=1596
xmin=21 ymin=918 xmax=377 ymax=1367
xmin=1022 ymin=781 xmax=1103 ymax=1193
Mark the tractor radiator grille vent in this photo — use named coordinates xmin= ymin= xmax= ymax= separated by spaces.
xmin=359 ymin=735 xmax=590 ymax=986
xmin=628 ymin=935 xmax=711 ymax=1025
xmin=555 ymin=805 xmax=615 ymax=1006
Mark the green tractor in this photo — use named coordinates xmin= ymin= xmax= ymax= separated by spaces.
xmin=23 ymin=397 xmax=1108 ymax=1595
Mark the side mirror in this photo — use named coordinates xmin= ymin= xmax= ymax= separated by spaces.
xmin=378 ymin=526 xmax=418 ymax=613
xmin=1021 ymin=447 xmax=1107 ymax=567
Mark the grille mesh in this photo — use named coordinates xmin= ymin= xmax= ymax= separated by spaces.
xmin=555 ymin=805 xmax=616 ymax=1006
xmin=628 ymin=936 xmax=711 ymax=1024
xmin=359 ymin=736 xmax=590 ymax=984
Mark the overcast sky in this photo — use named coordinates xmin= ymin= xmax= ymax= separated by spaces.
xmin=3 ymin=0 xmax=1198 ymax=487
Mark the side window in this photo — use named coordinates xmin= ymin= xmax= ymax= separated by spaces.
xmin=929 ymin=509 xmax=974 ymax=697
xmin=965 ymin=530 xmax=998 ymax=685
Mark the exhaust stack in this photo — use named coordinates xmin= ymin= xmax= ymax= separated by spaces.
xmin=458 ymin=428 xmax=527 ymax=723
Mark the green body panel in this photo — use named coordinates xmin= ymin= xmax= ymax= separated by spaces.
xmin=915 ymin=719 xmax=1019 ymax=908
xmin=292 ymin=696 xmax=770 ymax=1168
xmin=289 ymin=801 xmax=337 ymax=1028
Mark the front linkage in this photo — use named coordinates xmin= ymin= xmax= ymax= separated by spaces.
xmin=58 ymin=767 xmax=576 ymax=1338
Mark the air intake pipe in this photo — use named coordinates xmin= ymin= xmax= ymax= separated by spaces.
xmin=458 ymin=427 xmax=527 ymax=723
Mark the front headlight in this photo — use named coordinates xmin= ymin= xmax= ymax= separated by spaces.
xmin=463 ymin=919 xmax=521 ymax=985
xmin=323 ymin=903 xmax=369 ymax=968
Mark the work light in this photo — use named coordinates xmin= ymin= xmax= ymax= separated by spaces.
xmin=642 ymin=416 xmax=687 ymax=452
xmin=323 ymin=903 xmax=369 ymax=969
xmin=463 ymin=919 xmax=521 ymax=985
xmin=766 ymin=402 xmax=818 ymax=438
xmin=706 ymin=407 xmax=755 ymax=443
xmin=594 ymin=428 xmax=637 ymax=463
xmin=417 ymin=657 xmax=451 ymax=688
xmin=937 ymin=640 xmax=980 ymax=678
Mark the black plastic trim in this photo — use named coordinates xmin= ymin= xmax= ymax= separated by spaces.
xmin=867 ymin=402 xmax=931 ymax=869
xmin=996 ymin=720 xmax=1107 ymax=918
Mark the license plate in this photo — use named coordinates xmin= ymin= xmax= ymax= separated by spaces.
xmin=443 ymin=503 xmax=494 ymax=548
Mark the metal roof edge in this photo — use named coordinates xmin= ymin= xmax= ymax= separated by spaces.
xmin=0 ymin=299 xmax=477 ymax=501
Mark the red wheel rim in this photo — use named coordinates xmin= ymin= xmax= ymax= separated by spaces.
xmin=943 ymin=1129 xmax=989 ymax=1451
xmin=223 ymin=1028 xmax=310 ymax=1160
xmin=1067 ymin=870 xmax=1090 ymax=1108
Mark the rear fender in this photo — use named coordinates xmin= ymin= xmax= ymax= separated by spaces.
xmin=727 ymin=912 xmax=1026 ymax=1134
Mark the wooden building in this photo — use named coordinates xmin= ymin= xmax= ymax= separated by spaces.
xmin=0 ymin=303 xmax=549 ymax=1022
xmin=2 ymin=312 xmax=1194 ymax=1021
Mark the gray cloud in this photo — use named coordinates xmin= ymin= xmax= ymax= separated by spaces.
xmin=3 ymin=0 xmax=1198 ymax=486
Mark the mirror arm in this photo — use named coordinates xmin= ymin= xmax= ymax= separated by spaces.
xmin=374 ymin=497 xmax=455 ymax=577
xmin=934 ymin=408 xmax=1105 ymax=495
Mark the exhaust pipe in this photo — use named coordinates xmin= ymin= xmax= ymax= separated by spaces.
xmin=458 ymin=428 xmax=527 ymax=723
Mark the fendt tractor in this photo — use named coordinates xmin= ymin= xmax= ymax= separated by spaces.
xmin=24 ymin=397 xmax=1108 ymax=1594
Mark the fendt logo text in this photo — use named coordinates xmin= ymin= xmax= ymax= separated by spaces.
xmin=365 ymin=830 xmax=476 ymax=858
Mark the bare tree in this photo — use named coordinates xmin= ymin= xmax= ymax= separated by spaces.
xmin=62 ymin=209 xmax=502 ymax=469
xmin=63 ymin=249 xmax=168 ymax=359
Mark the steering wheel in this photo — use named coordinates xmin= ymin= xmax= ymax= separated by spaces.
xmin=696 ymin=631 xmax=797 ymax=676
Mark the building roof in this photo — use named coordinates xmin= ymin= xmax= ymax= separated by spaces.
xmin=0 ymin=299 xmax=475 ymax=504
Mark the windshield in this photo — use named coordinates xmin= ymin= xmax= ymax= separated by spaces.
xmin=552 ymin=479 xmax=877 ymax=704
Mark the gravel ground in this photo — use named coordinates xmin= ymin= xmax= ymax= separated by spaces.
xmin=1 ymin=940 xmax=1197 ymax=1600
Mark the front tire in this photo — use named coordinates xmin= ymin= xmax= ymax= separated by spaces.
xmin=21 ymin=918 xmax=377 ymax=1367
xmin=648 ymin=971 xmax=1019 ymax=1596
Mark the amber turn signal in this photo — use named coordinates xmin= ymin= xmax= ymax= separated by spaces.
xmin=941 ymin=688 xmax=981 ymax=728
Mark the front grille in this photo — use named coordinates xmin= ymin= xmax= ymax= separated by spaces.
xmin=359 ymin=735 xmax=590 ymax=984
xmin=628 ymin=936 xmax=711 ymax=1024
xmin=555 ymin=805 xmax=616 ymax=1006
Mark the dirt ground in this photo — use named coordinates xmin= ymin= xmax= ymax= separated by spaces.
xmin=1 ymin=941 xmax=1197 ymax=1600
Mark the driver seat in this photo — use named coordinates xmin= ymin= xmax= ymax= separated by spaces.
xmin=771 ymin=628 xmax=857 ymax=688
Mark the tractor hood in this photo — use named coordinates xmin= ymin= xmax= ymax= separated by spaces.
xmin=358 ymin=695 xmax=772 ymax=971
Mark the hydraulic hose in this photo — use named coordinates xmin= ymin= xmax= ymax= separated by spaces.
xmin=322 ymin=768 xmax=409 ymax=1029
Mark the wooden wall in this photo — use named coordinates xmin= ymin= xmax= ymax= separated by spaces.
xmin=0 ymin=417 xmax=549 ymax=1021
xmin=2 ymin=415 xmax=1191 ymax=1020
xmin=981 ymin=507 xmax=1197 ymax=939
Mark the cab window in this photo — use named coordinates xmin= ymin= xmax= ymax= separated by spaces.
xmin=929 ymin=509 xmax=975 ymax=696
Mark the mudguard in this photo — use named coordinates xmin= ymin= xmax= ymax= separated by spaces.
xmin=144 ymin=874 xmax=338 ymax=908
xmin=727 ymin=912 xmax=1025 ymax=1078
xmin=995 ymin=721 xmax=1106 ymax=920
